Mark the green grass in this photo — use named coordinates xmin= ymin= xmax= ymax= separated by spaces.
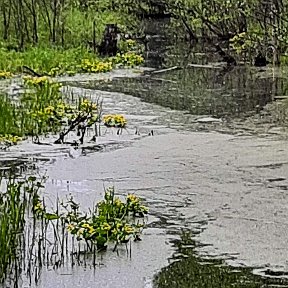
xmin=0 ymin=78 xmax=63 ymax=140
xmin=0 ymin=46 xmax=96 ymax=75
xmin=0 ymin=44 xmax=144 ymax=76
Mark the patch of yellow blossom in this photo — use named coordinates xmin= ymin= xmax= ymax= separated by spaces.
xmin=0 ymin=71 xmax=12 ymax=79
xmin=80 ymin=59 xmax=113 ymax=73
xmin=0 ymin=134 xmax=22 ymax=145
xmin=103 ymin=114 xmax=127 ymax=128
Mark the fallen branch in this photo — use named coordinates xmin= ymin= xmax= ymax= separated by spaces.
xmin=150 ymin=66 xmax=180 ymax=74
xmin=23 ymin=66 xmax=43 ymax=77
xmin=54 ymin=114 xmax=87 ymax=144
xmin=187 ymin=63 xmax=224 ymax=69
xmin=150 ymin=77 xmax=178 ymax=83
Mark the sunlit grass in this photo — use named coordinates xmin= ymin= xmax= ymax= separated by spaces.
xmin=0 ymin=45 xmax=144 ymax=77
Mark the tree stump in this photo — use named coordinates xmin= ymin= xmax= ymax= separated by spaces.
xmin=98 ymin=24 xmax=118 ymax=56
xmin=254 ymin=52 xmax=267 ymax=67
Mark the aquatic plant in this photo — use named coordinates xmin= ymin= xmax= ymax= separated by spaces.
xmin=79 ymin=59 xmax=113 ymax=73
xmin=0 ymin=175 xmax=45 ymax=284
xmin=0 ymin=77 xmax=103 ymax=146
xmin=103 ymin=114 xmax=127 ymax=128
xmin=0 ymin=71 xmax=12 ymax=79
xmin=68 ymin=187 xmax=148 ymax=249
xmin=0 ymin=134 xmax=22 ymax=146
xmin=33 ymin=186 xmax=148 ymax=251
xmin=111 ymin=52 xmax=144 ymax=67
xmin=0 ymin=172 xmax=149 ymax=286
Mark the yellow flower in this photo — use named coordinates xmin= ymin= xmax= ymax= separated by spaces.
xmin=124 ymin=224 xmax=134 ymax=234
xmin=115 ymin=198 xmax=123 ymax=207
xmin=103 ymin=114 xmax=127 ymax=128
xmin=127 ymin=194 xmax=138 ymax=202
xmin=34 ymin=201 xmax=44 ymax=212
xmin=0 ymin=71 xmax=12 ymax=79
xmin=103 ymin=223 xmax=111 ymax=231
xmin=89 ymin=227 xmax=95 ymax=234
xmin=77 ymin=228 xmax=84 ymax=236
xmin=67 ymin=223 xmax=75 ymax=232
xmin=44 ymin=106 xmax=54 ymax=114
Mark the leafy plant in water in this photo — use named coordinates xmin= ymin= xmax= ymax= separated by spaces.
xmin=103 ymin=114 xmax=127 ymax=128
xmin=0 ymin=76 xmax=102 ymax=146
xmin=110 ymin=52 xmax=144 ymax=67
xmin=63 ymin=187 xmax=147 ymax=250
xmin=34 ymin=187 xmax=148 ymax=251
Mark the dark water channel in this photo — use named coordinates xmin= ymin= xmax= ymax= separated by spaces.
xmin=75 ymin=19 xmax=288 ymax=122
xmin=3 ymin=19 xmax=288 ymax=288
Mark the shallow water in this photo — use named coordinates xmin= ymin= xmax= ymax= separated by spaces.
xmin=13 ymin=83 xmax=283 ymax=287
xmin=3 ymin=19 xmax=288 ymax=287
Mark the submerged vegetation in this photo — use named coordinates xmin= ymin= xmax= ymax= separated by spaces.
xmin=0 ymin=174 xmax=148 ymax=285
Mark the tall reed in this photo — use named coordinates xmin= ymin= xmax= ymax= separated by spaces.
xmin=0 ymin=175 xmax=43 ymax=284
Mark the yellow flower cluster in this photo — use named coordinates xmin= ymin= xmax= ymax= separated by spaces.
xmin=0 ymin=134 xmax=22 ymax=145
xmin=126 ymin=39 xmax=136 ymax=46
xmin=123 ymin=224 xmax=135 ymax=234
xmin=34 ymin=201 xmax=44 ymax=212
xmin=29 ymin=102 xmax=73 ymax=125
xmin=23 ymin=76 xmax=61 ymax=89
xmin=80 ymin=59 xmax=113 ymax=73
xmin=80 ymin=98 xmax=97 ymax=112
xmin=114 ymin=197 xmax=123 ymax=207
xmin=102 ymin=222 xmax=111 ymax=232
xmin=82 ymin=222 xmax=95 ymax=234
xmin=103 ymin=114 xmax=127 ymax=128
xmin=67 ymin=221 xmax=96 ymax=239
xmin=63 ymin=187 xmax=148 ymax=248
xmin=23 ymin=76 xmax=49 ymax=85
xmin=127 ymin=194 xmax=139 ymax=203
xmin=127 ymin=194 xmax=149 ymax=215
xmin=111 ymin=52 xmax=144 ymax=67
xmin=0 ymin=71 xmax=12 ymax=79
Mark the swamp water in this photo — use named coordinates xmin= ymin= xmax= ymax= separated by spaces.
xmin=3 ymin=20 xmax=288 ymax=288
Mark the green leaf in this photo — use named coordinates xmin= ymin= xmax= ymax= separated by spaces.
xmin=44 ymin=213 xmax=59 ymax=220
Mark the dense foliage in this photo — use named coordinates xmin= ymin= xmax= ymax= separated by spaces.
xmin=142 ymin=0 xmax=288 ymax=64
xmin=0 ymin=0 xmax=137 ymax=49
xmin=2 ymin=0 xmax=287 ymax=63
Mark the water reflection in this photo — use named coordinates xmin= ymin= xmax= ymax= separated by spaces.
xmin=74 ymin=18 xmax=288 ymax=120
xmin=79 ymin=65 xmax=283 ymax=119
xmin=154 ymin=230 xmax=288 ymax=288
